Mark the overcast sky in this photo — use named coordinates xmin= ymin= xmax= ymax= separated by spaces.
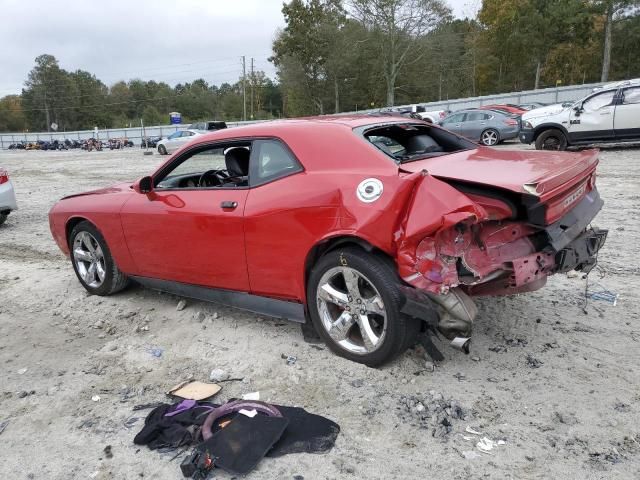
xmin=0 ymin=0 xmax=480 ymax=96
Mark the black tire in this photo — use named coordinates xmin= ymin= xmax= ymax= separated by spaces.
xmin=0 ymin=213 xmax=7 ymax=226
xmin=480 ymin=128 xmax=500 ymax=146
xmin=535 ymin=129 xmax=568 ymax=150
xmin=307 ymin=247 xmax=420 ymax=367
xmin=69 ymin=221 xmax=129 ymax=296
xmin=158 ymin=144 xmax=167 ymax=155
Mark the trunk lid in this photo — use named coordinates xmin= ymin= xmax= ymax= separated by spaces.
xmin=400 ymin=147 xmax=599 ymax=225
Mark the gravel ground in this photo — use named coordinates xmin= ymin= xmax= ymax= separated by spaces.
xmin=1 ymin=143 xmax=639 ymax=480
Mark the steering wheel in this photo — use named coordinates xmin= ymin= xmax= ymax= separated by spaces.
xmin=198 ymin=169 xmax=224 ymax=187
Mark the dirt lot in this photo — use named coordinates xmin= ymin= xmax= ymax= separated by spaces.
xmin=1 ymin=143 xmax=639 ymax=480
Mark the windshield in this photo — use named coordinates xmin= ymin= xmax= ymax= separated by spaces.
xmin=360 ymin=123 xmax=475 ymax=164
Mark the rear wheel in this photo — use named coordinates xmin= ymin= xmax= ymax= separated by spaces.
xmin=69 ymin=221 xmax=129 ymax=296
xmin=535 ymin=129 xmax=568 ymax=150
xmin=158 ymin=144 xmax=167 ymax=155
xmin=307 ymin=247 xmax=420 ymax=367
xmin=480 ymin=129 xmax=499 ymax=146
xmin=0 ymin=213 xmax=7 ymax=226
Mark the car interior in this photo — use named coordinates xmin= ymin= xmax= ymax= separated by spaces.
xmin=363 ymin=123 xmax=475 ymax=163
xmin=154 ymin=139 xmax=302 ymax=190
xmin=155 ymin=143 xmax=251 ymax=189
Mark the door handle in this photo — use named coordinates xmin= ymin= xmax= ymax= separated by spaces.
xmin=220 ymin=201 xmax=238 ymax=210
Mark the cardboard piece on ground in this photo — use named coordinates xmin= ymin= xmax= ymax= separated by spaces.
xmin=168 ymin=381 xmax=221 ymax=400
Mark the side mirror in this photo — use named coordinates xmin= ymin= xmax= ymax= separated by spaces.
xmin=133 ymin=176 xmax=153 ymax=194
xmin=573 ymin=104 xmax=583 ymax=114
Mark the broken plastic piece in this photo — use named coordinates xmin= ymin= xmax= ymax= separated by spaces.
xmin=465 ymin=426 xmax=482 ymax=435
xmin=242 ymin=391 xmax=260 ymax=401
xmin=168 ymin=381 xmax=221 ymax=401
xmin=239 ymin=409 xmax=258 ymax=418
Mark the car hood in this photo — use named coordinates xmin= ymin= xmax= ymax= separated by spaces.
xmin=61 ymin=182 xmax=133 ymax=200
xmin=522 ymin=103 xmax=569 ymax=120
xmin=400 ymin=147 xmax=598 ymax=198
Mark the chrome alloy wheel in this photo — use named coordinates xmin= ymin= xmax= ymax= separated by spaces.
xmin=316 ymin=266 xmax=388 ymax=355
xmin=481 ymin=129 xmax=498 ymax=146
xmin=73 ymin=231 xmax=106 ymax=288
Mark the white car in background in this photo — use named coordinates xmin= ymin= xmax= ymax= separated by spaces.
xmin=156 ymin=129 xmax=203 ymax=155
xmin=520 ymin=79 xmax=640 ymax=150
xmin=0 ymin=168 xmax=18 ymax=226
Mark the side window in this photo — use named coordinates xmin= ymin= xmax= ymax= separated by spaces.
xmin=466 ymin=112 xmax=488 ymax=121
xmin=168 ymin=131 xmax=181 ymax=140
xmin=155 ymin=143 xmax=250 ymax=189
xmin=443 ymin=113 xmax=464 ymax=124
xmin=622 ymin=87 xmax=640 ymax=105
xmin=582 ymin=91 xmax=615 ymax=112
xmin=251 ymin=140 xmax=302 ymax=185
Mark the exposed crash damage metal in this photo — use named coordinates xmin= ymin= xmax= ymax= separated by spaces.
xmin=394 ymin=169 xmax=607 ymax=348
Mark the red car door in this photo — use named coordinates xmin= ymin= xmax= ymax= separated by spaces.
xmin=120 ymin=146 xmax=251 ymax=291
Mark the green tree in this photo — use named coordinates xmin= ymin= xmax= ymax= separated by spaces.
xmin=349 ymin=0 xmax=451 ymax=106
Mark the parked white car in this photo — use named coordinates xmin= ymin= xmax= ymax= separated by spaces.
xmin=403 ymin=104 xmax=448 ymax=123
xmin=520 ymin=79 xmax=640 ymax=150
xmin=157 ymin=129 xmax=203 ymax=155
xmin=0 ymin=168 xmax=18 ymax=226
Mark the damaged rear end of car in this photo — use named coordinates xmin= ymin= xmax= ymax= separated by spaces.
xmin=361 ymin=122 xmax=608 ymax=354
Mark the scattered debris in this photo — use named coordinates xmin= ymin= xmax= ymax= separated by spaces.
xmin=17 ymin=368 xmax=27 ymax=375
xmin=148 ymin=347 xmax=163 ymax=358
xmin=453 ymin=372 xmax=466 ymax=381
xmin=92 ymin=395 xmax=101 ymax=402
xmin=476 ymin=436 xmax=506 ymax=454
xmin=176 ymin=299 xmax=187 ymax=311
xmin=526 ymin=354 xmax=544 ymax=369
xmin=587 ymin=286 xmax=619 ymax=306
xmin=465 ymin=426 xmax=482 ymax=435
xmin=195 ymin=311 xmax=206 ymax=322
xmin=124 ymin=417 xmax=140 ymax=429
xmin=350 ymin=379 xmax=364 ymax=388
xmin=281 ymin=354 xmax=297 ymax=365
xmin=0 ymin=420 xmax=9 ymax=435
xmin=209 ymin=369 xmax=229 ymax=383
xmin=462 ymin=450 xmax=482 ymax=459
xmin=104 ymin=445 xmax=113 ymax=459
xmin=242 ymin=391 xmax=260 ymax=401
xmin=397 ymin=391 xmax=466 ymax=437
xmin=168 ymin=381 xmax=221 ymax=401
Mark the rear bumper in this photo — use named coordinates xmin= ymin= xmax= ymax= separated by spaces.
xmin=554 ymin=228 xmax=607 ymax=274
xmin=519 ymin=129 xmax=534 ymax=144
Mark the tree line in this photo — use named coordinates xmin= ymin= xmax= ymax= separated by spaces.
xmin=1 ymin=0 xmax=639 ymax=132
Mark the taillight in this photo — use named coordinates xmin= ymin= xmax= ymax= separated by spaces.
xmin=0 ymin=169 xmax=8 ymax=185
xmin=504 ymin=119 xmax=518 ymax=126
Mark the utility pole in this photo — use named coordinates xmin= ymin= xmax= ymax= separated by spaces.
xmin=250 ymin=57 xmax=254 ymax=120
xmin=242 ymin=56 xmax=247 ymax=121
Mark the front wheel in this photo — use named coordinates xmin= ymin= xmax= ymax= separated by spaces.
xmin=307 ymin=247 xmax=419 ymax=367
xmin=480 ymin=129 xmax=500 ymax=146
xmin=69 ymin=221 xmax=129 ymax=296
xmin=535 ymin=129 xmax=568 ymax=150
xmin=158 ymin=144 xmax=167 ymax=155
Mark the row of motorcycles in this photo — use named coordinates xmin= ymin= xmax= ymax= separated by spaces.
xmin=7 ymin=138 xmax=135 ymax=151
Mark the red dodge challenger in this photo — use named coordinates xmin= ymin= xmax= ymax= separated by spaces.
xmin=49 ymin=116 xmax=607 ymax=366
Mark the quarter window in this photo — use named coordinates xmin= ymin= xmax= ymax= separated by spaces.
xmin=251 ymin=140 xmax=302 ymax=185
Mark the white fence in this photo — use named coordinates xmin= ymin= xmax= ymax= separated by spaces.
xmin=0 ymin=82 xmax=602 ymax=149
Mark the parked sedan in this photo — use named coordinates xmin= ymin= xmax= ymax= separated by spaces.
xmin=439 ymin=109 xmax=520 ymax=146
xmin=0 ymin=168 xmax=18 ymax=226
xmin=156 ymin=129 xmax=202 ymax=155
xmin=49 ymin=116 xmax=606 ymax=366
